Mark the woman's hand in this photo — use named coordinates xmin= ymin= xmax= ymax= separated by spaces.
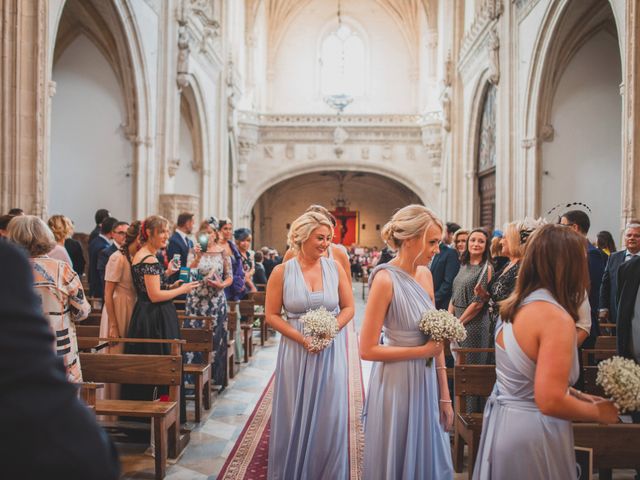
xmin=439 ymin=401 xmax=454 ymax=431
xmin=169 ymin=279 xmax=183 ymax=289
xmin=193 ymin=243 xmax=202 ymax=257
xmin=474 ymin=284 xmax=489 ymax=301
xmin=166 ymin=261 xmax=179 ymax=277
xmin=301 ymin=336 xmax=324 ymax=354
xmin=108 ymin=322 xmax=120 ymax=339
xmin=179 ymin=281 xmax=201 ymax=295
xmin=595 ymin=400 xmax=619 ymax=424
xmin=206 ymin=277 xmax=224 ymax=290
xmin=422 ymin=339 xmax=444 ymax=358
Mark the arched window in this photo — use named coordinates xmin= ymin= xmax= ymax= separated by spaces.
xmin=476 ymin=83 xmax=497 ymax=231
xmin=319 ymin=23 xmax=365 ymax=97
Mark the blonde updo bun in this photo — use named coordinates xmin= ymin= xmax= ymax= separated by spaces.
xmin=287 ymin=211 xmax=334 ymax=253
xmin=381 ymin=204 xmax=443 ymax=251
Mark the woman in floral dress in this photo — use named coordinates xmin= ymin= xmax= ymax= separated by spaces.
xmin=186 ymin=219 xmax=232 ymax=387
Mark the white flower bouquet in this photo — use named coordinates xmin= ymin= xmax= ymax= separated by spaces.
xmin=596 ymin=356 xmax=640 ymax=412
xmin=299 ymin=306 xmax=339 ymax=352
xmin=418 ymin=309 xmax=467 ymax=366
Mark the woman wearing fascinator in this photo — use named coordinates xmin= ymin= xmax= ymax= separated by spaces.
xmin=185 ymin=216 xmax=233 ymax=387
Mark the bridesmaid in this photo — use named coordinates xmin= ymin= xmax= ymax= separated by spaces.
xmin=473 ymin=224 xmax=619 ymax=479
xmin=265 ymin=211 xmax=354 ymax=479
xmin=361 ymin=205 xmax=454 ymax=480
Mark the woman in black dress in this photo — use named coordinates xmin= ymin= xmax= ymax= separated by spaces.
xmin=123 ymin=216 xmax=200 ymax=419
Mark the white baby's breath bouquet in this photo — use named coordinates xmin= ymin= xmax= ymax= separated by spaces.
xmin=418 ymin=310 xmax=467 ymax=366
xmin=596 ymin=356 xmax=640 ymax=412
xmin=299 ymin=306 xmax=339 ymax=352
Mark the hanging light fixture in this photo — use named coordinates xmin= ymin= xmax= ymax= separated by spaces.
xmin=324 ymin=0 xmax=353 ymax=114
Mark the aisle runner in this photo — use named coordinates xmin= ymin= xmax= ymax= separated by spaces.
xmin=218 ymin=323 xmax=365 ymax=480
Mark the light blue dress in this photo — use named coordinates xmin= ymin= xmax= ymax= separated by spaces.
xmin=267 ymin=257 xmax=349 ymax=480
xmin=363 ymin=264 xmax=454 ymax=480
xmin=472 ymin=289 xmax=580 ymax=479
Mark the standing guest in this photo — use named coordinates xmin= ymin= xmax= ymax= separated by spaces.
xmin=450 ymin=228 xmax=493 ymax=405
xmin=429 ymin=234 xmax=460 ymax=311
xmin=121 ymin=216 xmax=199 ymax=419
xmin=100 ymin=221 xmax=140 ymax=353
xmin=253 ymin=251 xmax=268 ymax=289
xmin=560 ymin=210 xmax=607 ymax=347
xmin=361 ymin=205 xmax=453 ymax=479
xmin=167 ymin=212 xmax=196 ymax=284
xmin=597 ymin=230 xmax=617 ymax=256
xmin=8 ymin=216 xmax=91 ymax=383
xmin=453 ymin=229 xmax=469 ymax=259
xmin=89 ymin=208 xmax=110 ymax=243
xmin=0 ymin=214 xmax=16 ymax=238
xmin=88 ymin=216 xmax=118 ymax=299
xmin=616 ymin=255 xmax=640 ymax=363
xmin=490 ymin=230 xmax=509 ymax=272
xmin=599 ymin=221 xmax=640 ymax=326
xmin=472 ymin=224 xmax=619 ymax=479
xmin=444 ymin=222 xmax=462 ymax=247
xmin=262 ymin=246 xmax=275 ymax=278
xmin=65 ymin=231 xmax=86 ymax=278
xmin=235 ymin=228 xmax=257 ymax=295
xmin=47 ymin=214 xmax=74 ymax=267
xmin=186 ymin=219 xmax=232 ymax=388
xmin=0 ymin=240 xmax=120 ymax=480
xmin=266 ymin=211 xmax=354 ymax=479
xmin=97 ymin=221 xmax=129 ymax=290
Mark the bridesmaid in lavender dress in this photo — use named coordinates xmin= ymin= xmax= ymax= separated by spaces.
xmin=265 ymin=211 xmax=354 ymax=480
xmin=473 ymin=225 xmax=619 ymax=479
xmin=360 ymin=205 xmax=454 ymax=479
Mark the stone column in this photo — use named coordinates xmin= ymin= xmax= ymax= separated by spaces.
xmin=0 ymin=0 xmax=49 ymax=215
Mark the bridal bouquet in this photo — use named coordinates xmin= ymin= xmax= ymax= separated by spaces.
xmin=596 ymin=356 xmax=640 ymax=412
xmin=418 ymin=310 xmax=467 ymax=366
xmin=299 ymin=306 xmax=339 ymax=352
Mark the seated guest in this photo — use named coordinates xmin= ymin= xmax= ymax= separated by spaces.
xmin=89 ymin=208 xmax=110 ymax=243
xmin=8 ymin=215 xmax=91 ymax=383
xmin=47 ymin=214 xmax=74 ymax=267
xmin=0 ymin=213 xmax=16 ymax=238
xmin=0 ymin=240 xmax=120 ymax=480
xmin=97 ymin=221 xmax=129 ymax=289
xmin=253 ymin=251 xmax=268 ymax=289
xmin=429 ymin=233 xmax=460 ymax=310
xmin=88 ymin=216 xmax=118 ymax=299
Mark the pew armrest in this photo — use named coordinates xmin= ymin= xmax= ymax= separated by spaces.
xmin=79 ymin=382 xmax=104 ymax=407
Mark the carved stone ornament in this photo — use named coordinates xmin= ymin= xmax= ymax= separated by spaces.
xmin=168 ymin=158 xmax=181 ymax=177
xmin=443 ymin=51 xmax=453 ymax=88
xmin=487 ymin=28 xmax=500 ymax=86
xmin=407 ymin=145 xmax=416 ymax=161
xmin=521 ymin=138 xmax=537 ymax=149
xmin=264 ymin=145 xmax=274 ymax=159
xmin=307 ymin=145 xmax=316 ymax=160
xmin=361 ymin=147 xmax=370 ymax=160
xmin=540 ymin=124 xmax=555 ymax=142
xmin=177 ymin=22 xmax=191 ymax=89
xmin=333 ymin=127 xmax=349 ymax=145
xmin=442 ymin=92 xmax=452 ymax=132
xmin=382 ymin=144 xmax=393 ymax=161
xmin=334 ymin=146 xmax=344 ymax=159
xmin=285 ymin=144 xmax=294 ymax=160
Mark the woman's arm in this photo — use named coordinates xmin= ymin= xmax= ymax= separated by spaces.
xmin=458 ymin=265 xmax=492 ymax=324
xmin=333 ymin=247 xmax=352 ymax=283
xmin=103 ymin=281 xmax=119 ymax=337
xmin=264 ymin=264 xmax=307 ymax=346
xmin=335 ymin=262 xmax=354 ymax=329
xmin=142 ymin=260 xmax=199 ymax=303
xmin=359 ymin=270 xmax=443 ymax=362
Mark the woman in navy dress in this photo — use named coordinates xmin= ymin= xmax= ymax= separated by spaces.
xmin=265 ymin=211 xmax=354 ymax=479
xmin=360 ymin=205 xmax=454 ymax=479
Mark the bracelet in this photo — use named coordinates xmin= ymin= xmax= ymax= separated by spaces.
xmin=439 ymin=399 xmax=452 ymax=403
xmin=436 ymin=366 xmax=447 ymax=370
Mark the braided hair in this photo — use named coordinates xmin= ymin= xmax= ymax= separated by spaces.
xmin=120 ymin=220 xmax=142 ymax=264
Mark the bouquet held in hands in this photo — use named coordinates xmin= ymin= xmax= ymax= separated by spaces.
xmin=300 ymin=306 xmax=339 ymax=352
xmin=418 ymin=309 xmax=467 ymax=366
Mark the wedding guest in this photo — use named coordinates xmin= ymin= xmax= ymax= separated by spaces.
xmin=473 ymin=224 xmax=619 ymax=479
xmin=597 ymin=230 xmax=617 ymax=256
xmin=97 ymin=221 xmax=129 ymax=290
xmin=266 ymin=211 xmax=354 ymax=479
xmin=450 ymin=229 xmax=493 ymax=371
xmin=121 ymin=216 xmax=200 ymax=420
xmin=444 ymin=222 xmax=461 ymax=247
xmin=262 ymin=246 xmax=275 ymax=278
xmin=235 ymin=228 xmax=257 ymax=295
xmin=453 ymin=229 xmax=469 ymax=259
xmin=429 ymin=233 xmax=460 ymax=310
xmin=47 ymin=214 xmax=74 ymax=267
xmin=490 ymin=231 xmax=509 ymax=272
xmin=89 ymin=208 xmax=110 ymax=243
xmin=0 ymin=214 xmax=15 ymax=238
xmin=0 ymin=240 xmax=120 ymax=480
xmin=88 ymin=216 xmax=118 ymax=298
xmin=253 ymin=251 xmax=268 ymax=289
xmin=185 ymin=219 xmax=232 ymax=388
xmin=8 ymin=207 xmax=25 ymax=216
xmin=65 ymin=231 xmax=86 ymax=278
xmin=361 ymin=205 xmax=453 ymax=479
xmin=8 ymin=215 xmax=91 ymax=383
xmin=167 ymin=212 xmax=195 ymax=285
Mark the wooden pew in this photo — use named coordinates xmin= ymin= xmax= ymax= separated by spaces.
xmin=227 ymin=304 xmax=238 ymax=381
xmin=79 ymin=338 xmax=185 ymax=480
xmin=248 ymin=291 xmax=267 ymax=346
xmin=239 ymin=299 xmax=256 ymax=362
xmin=574 ymin=423 xmax=640 ymax=471
xmin=178 ymin=315 xmax=213 ymax=423
xmin=452 ymin=348 xmax=496 ymax=479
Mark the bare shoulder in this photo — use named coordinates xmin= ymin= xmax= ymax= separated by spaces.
xmin=283 ymin=249 xmax=295 ymax=262
xmin=516 ymin=301 xmax=576 ymax=335
xmin=370 ymin=268 xmax=392 ymax=288
xmin=270 ymin=263 xmax=285 ymax=279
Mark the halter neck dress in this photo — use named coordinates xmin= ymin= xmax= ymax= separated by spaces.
xmin=363 ymin=264 xmax=453 ymax=479
xmin=267 ymin=256 xmax=349 ymax=479
xmin=472 ymin=289 xmax=580 ymax=479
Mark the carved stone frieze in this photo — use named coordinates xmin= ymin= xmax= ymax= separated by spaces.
xmin=176 ymin=21 xmax=191 ymax=89
xmin=460 ymin=0 xmax=503 ymax=65
xmin=487 ymin=27 xmax=500 ymax=85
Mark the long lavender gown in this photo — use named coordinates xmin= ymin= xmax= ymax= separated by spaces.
xmin=363 ymin=264 xmax=453 ymax=479
xmin=472 ymin=289 xmax=580 ymax=479
xmin=267 ymin=257 xmax=349 ymax=480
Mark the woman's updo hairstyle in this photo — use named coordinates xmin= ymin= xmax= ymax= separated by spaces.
xmin=139 ymin=215 xmax=169 ymax=244
xmin=47 ymin=215 xmax=73 ymax=242
xmin=120 ymin=220 xmax=141 ymax=264
xmin=287 ymin=211 xmax=334 ymax=254
xmin=305 ymin=204 xmax=337 ymax=227
xmin=381 ymin=204 xmax=443 ymax=251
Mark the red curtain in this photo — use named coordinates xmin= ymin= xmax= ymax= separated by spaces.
xmin=331 ymin=209 xmax=358 ymax=246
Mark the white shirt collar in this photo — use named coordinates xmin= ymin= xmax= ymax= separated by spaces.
xmin=176 ymin=229 xmax=189 ymax=244
xmin=99 ymin=233 xmax=113 ymax=245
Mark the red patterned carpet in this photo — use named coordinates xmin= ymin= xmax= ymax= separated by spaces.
xmin=218 ymin=323 xmax=364 ymax=480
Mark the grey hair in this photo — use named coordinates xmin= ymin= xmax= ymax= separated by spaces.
xmin=8 ymin=215 xmax=56 ymax=256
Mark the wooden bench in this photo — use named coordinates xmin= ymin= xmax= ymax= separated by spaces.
xmin=574 ymin=423 xmax=640 ymax=471
xmin=248 ymin=291 xmax=267 ymax=346
xmin=452 ymin=348 xmax=496 ymax=479
xmin=239 ymin=299 xmax=256 ymax=362
xmin=78 ymin=338 xmax=185 ymax=480
xmin=227 ymin=304 xmax=238 ymax=381
xmin=178 ymin=315 xmax=213 ymax=423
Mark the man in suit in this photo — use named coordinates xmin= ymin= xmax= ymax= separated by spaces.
xmin=599 ymin=221 xmax=640 ymax=325
xmin=167 ymin=212 xmax=195 ymax=284
xmin=88 ymin=216 xmax=118 ymax=298
xmin=0 ymin=240 xmax=120 ymax=479
xmin=89 ymin=208 xmax=110 ymax=243
xmin=560 ymin=210 xmax=607 ymax=348
xmin=444 ymin=222 xmax=461 ymax=247
xmin=97 ymin=221 xmax=129 ymax=290
xmin=429 ymin=240 xmax=461 ymax=310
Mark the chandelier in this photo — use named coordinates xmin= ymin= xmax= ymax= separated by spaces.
xmin=323 ymin=0 xmax=353 ymax=114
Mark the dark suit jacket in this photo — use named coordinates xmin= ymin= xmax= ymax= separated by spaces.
xmin=88 ymin=225 xmax=101 ymax=243
xmin=429 ymin=243 xmax=461 ymax=310
xmin=615 ymin=256 xmax=640 ymax=359
xmin=583 ymin=242 xmax=607 ymax=347
xmin=97 ymin=243 xmax=118 ymax=289
xmin=65 ymin=237 xmax=86 ymax=278
xmin=599 ymin=250 xmax=626 ymax=322
xmin=253 ymin=263 xmax=267 ymax=289
xmin=88 ymin=235 xmax=110 ymax=298
xmin=166 ymin=231 xmax=192 ymax=284
xmin=0 ymin=241 xmax=120 ymax=479
xmin=263 ymin=258 xmax=275 ymax=279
